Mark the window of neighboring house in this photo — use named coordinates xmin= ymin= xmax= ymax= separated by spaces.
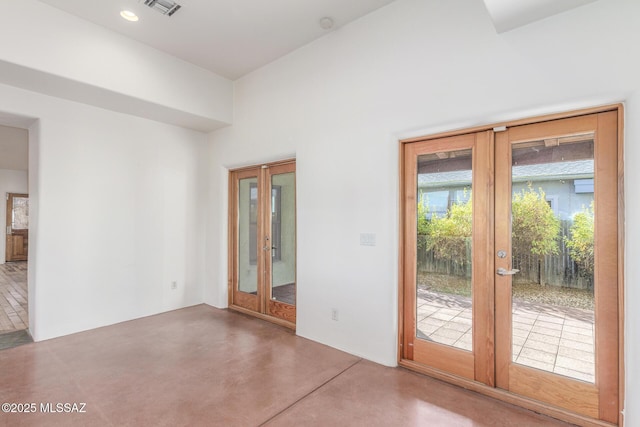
xmin=574 ymin=178 xmax=594 ymax=193
xmin=422 ymin=190 xmax=449 ymax=219
xmin=249 ymin=183 xmax=282 ymax=264
xmin=545 ymin=195 xmax=559 ymax=216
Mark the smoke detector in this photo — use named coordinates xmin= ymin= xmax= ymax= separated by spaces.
xmin=143 ymin=0 xmax=182 ymax=16
xmin=319 ymin=17 xmax=334 ymax=30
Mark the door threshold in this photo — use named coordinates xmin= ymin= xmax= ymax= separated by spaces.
xmin=228 ymin=304 xmax=296 ymax=331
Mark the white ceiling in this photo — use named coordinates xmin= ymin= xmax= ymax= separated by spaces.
xmin=482 ymin=0 xmax=600 ymax=33
xmin=0 ymin=0 xmax=603 ymax=164
xmin=37 ymin=0 xmax=397 ymax=80
xmin=34 ymin=0 xmax=603 ymax=81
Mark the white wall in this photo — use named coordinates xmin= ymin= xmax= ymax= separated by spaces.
xmin=0 ymin=82 xmax=208 ymax=341
xmin=0 ymin=169 xmax=29 ymax=264
xmin=0 ymin=125 xmax=28 ymax=170
xmin=205 ymin=0 xmax=640 ymax=423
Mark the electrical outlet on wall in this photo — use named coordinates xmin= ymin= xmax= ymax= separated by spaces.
xmin=171 ymin=281 xmax=177 ymax=290
xmin=331 ymin=308 xmax=339 ymax=321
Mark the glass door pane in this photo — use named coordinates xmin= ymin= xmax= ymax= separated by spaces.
xmin=238 ymin=177 xmax=258 ymax=295
xmin=270 ymin=172 xmax=296 ymax=306
xmin=510 ymin=136 xmax=595 ymax=383
xmin=11 ymin=196 xmax=29 ymax=230
xmin=416 ymin=149 xmax=473 ymax=351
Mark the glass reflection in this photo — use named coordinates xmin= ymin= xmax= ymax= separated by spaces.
xmin=238 ymin=178 xmax=258 ymax=294
xmin=270 ymin=172 xmax=296 ymax=306
xmin=415 ymin=149 xmax=473 ymax=351
xmin=12 ymin=197 xmax=29 ymax=230
xmin=510 ymin=137 xmax=595 ymax=383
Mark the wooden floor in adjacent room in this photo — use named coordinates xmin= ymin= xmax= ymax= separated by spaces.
xmin=0 ymin=261 xmax=28 ymax=332
xmin=0 ymin=305 xmax=574 ymax=426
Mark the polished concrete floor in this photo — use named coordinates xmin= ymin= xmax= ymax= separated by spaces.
xmin=0 ymin=305 xmax=573 ymax=426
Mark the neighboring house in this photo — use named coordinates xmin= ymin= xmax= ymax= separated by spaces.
xmin=418 ymin=159 xmax=595 ymax=288
xmin=418 ymin=159 xmax=594 ymax=221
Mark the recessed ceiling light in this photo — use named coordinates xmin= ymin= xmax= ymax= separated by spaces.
xmin=120 ymin=10 xmax=139 ymax=22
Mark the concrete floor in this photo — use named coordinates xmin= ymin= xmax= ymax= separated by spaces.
xmin=0 ymin=305 xmax=572 ymax=426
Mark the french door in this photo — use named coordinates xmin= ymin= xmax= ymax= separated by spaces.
xmin=229 ymin=160 xmax=296 ymax=328
xmin=401 ymin=109 xmax=622 ymax=425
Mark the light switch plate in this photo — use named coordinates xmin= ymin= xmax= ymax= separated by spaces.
xmin=360 ymin=233 xmax=376 ymax=246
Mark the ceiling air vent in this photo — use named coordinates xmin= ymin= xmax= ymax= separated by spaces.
xmin=144 ymin=0 xmax=182 ymax=16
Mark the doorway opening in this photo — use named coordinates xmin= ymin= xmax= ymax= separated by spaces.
xmin=0 ymin=124 xmax=31 ymax=349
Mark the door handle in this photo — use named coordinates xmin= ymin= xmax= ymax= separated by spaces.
xmin=497 ymin=267 xmax=519 ymax=276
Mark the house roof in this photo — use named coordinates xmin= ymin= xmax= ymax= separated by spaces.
xmin=419 ymin=159 xmax=594 ymax=188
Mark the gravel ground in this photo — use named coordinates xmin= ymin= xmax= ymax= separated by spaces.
xmin=417 ymin=272 xmax=594 ymax=310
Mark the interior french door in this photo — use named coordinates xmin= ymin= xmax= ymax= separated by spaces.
xmin=229 ymin=160 xmax=296 ymax=328
xmin=401 ymin=109 xmax=621 ymax=425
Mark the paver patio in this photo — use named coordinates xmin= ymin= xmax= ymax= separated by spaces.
xmin=416 ymin=288 xmax=595 ymax=383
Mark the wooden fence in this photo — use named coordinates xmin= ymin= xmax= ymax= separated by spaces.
xmin=417 ymin=221 xmax=593 ymax=289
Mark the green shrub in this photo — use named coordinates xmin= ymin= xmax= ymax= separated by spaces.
xmin=512 ymin=185 xmax=560 ymax=259
xmin=418 ymin=191 xmax=472 ymax=266
xmin=565 ymin=202 xmax=594 ymax=280
xmin=418 ymin=185 xmax=561 ymax=280
xmin=417 ymin=192 xmax=431 ymax=238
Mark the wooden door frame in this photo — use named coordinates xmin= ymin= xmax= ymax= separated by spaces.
xmin=228 ymin=158 xmax=297 ymax=330
xmin=495 ymin=111 xmax=618 ymax=422
xmin=264 ymin=161 xmax=297 ymax=324
xmin=398 ymin=104 xmax=625 ymax=427
xmin=228 ymin=168 xmax=261 ymax=313
xmin=401 ymin=132 xmax=494 ymax=383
